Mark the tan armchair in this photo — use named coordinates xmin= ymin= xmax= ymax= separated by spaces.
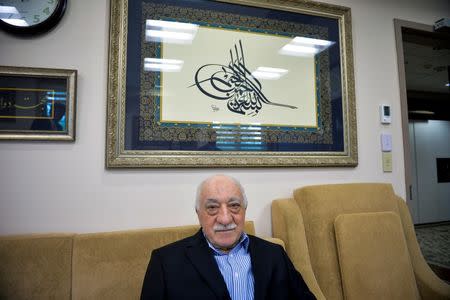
xmin=272 ymin=183 xmax=450 ymax=300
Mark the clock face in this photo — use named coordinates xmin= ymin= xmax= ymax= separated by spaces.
xmin=0 ymin=0 xmax=67 ymax=35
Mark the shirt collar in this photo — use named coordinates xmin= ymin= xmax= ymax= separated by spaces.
xmin=204 ymin=231 xmax=250 ymax=255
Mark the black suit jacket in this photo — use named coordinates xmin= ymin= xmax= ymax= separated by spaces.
xmin=140 ymin=230 xmax=315 ymax=300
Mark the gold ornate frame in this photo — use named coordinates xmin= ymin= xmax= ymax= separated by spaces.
xmin=0 ymin=66 xmax=77 ymax=141
xmin=106 ymin=0 xmax=357 ymax=168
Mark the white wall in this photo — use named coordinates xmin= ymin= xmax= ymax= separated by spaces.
xmin=0 ymin=0 xmax=448 ymax=236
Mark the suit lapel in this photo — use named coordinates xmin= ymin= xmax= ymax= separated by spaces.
xmin=185 ymin=230 xmax=230 ymax=300
xmin=249 ymin=235 xmax=269 ymax=300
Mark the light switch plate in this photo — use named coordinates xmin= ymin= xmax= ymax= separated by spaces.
xmin=382 ymin=152 xmax=393 ymax=172
xmin=381 ymin=133 xmax=392 ymax=151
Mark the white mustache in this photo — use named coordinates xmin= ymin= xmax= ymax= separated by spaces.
xmin=214 ymin=223 xmax=237 ymax=231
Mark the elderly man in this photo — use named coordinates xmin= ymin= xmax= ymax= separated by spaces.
xmin=141 ymin=174 xmax=315 ymax=300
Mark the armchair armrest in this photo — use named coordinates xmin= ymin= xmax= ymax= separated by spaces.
xmin=272 ymin=198 xmax=326 ymax=300
xmin=397 ymin=198 xmax=450 ymax=299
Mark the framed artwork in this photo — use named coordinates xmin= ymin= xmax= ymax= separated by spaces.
xmin=0 ymin=66 xmax=77 ymax=141
xmin=106 ymin=0 xmax=357 ymax=167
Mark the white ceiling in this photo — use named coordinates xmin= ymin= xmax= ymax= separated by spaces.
xmin=404 ymin=41 xmax=450 ymax=94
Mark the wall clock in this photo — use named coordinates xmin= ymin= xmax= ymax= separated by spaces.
xmin=0 ymin=0 xmax=67 ymax=36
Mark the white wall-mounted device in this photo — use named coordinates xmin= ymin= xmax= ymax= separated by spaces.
xmin=381 ymin=133 xmax=392 ymax=151
xmin=380 ymin=104 xmax=391 ymax=124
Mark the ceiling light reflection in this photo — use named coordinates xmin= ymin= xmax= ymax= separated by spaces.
xmin=0 ymin=6 xmax=28 ymax=26
xmin=145 ymin=19 xmax=198 ymax=44
xmin=144 ymin=57 xmax=184 ymax=72
xmin=280 ymin=36 xmax=335 ymax=57
xmin=146 ymin=30 xmax=194 ymax=41
xmin=0 ymin=5 xmax=18 ymax=14
xmin=252 ymin=67 xmax=288 ymax=80
xmin=146 ymin=19 xmax=198 ymax=31
xmin=292 ymin=37 xmax=333 ymax=46
xmin=3 ymin=19 xmax=27 ymax=26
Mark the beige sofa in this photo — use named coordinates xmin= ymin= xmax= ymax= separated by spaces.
xmin=0 ymin=221 xmax=279 ymax=300
xmin=272 ymin=183 xmax=450 ymax=300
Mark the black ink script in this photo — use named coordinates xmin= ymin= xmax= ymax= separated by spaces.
xmin=188 ymin=40 xmax=297 ymax=116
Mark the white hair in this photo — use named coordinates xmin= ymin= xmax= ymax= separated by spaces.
xmin=195 ymin=174 xmax=248 ymax=211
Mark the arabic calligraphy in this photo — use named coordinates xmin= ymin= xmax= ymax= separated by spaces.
xmin=189 ymin=40 xmax=297 ymax=116
xmin=0 ymin=90 xmax=48 ymax=118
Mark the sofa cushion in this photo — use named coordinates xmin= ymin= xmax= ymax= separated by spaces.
xmin=334 ymin=212 xmax=420 ymax=300
xmin=0 ymin=234 xmax=74 ymax=300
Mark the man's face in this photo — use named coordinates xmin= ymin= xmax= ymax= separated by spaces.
xmin=197 ymin=176 xmax=246 ymax=249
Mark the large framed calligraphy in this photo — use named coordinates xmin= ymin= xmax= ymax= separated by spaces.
xmin=106 ymin=0 xmax=357 ymax=167
xmin=0 ymin=66 xmax=77 ymax=141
